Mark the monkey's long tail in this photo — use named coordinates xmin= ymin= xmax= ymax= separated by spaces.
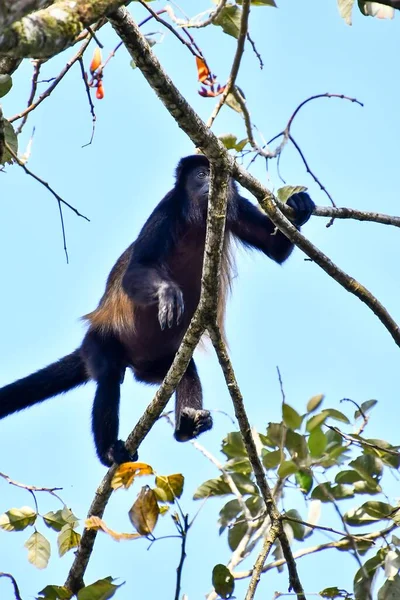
xmin=0 ymin=349 xmax=89 ymax=419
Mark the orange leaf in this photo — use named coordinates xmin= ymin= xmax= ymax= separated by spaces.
xmin=90 ymin=47 xmax=102 ymax=74
xmin=196 ymin=56 xmax=211 ymax=84
xmin=111 ymin=462 xmax=154 ymax=490
xmin=85 ymin=516 xmax=142 ymax=541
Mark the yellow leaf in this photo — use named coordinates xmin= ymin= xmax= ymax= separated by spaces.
xmin=111 ymin=462 xmax=154 ymax=490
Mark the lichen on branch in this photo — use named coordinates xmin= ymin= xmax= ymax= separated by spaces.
xmin=0 ymin=0 xmax=128 ymax=58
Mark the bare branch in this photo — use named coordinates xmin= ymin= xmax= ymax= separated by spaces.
xmin=234 ymin=524 xmax=398 ymax=581
xmin=164 ymin=0 xmax=228 ymax=29
xmin=0 ymin=573 xmax=22 ymax=600
xmin=207 ymin=0 xmax=251 ymax=128
xmin=209 ymin=326 xmax=306 ymax=599
xmin=65 ymin=154 xmax=232 ymax=595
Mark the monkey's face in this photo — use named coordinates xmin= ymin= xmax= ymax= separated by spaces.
xmin=187 ymin=165 xmax=211 ymax=203
xmin=186 ymin=165 xmax=236 ymax=205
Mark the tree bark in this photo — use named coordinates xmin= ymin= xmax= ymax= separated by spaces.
xmin=0 ymin=0 xmax=129 ymax=58
xmin=0 ymin=1 xmax=55 ymax=31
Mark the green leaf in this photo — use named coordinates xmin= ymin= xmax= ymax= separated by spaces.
xmin=237 ymin=0 xmax=276 ymax=5
xmin=25 ymin=531 xmax=50 ymax=569
xmin=221 ymin=432 xmax=247 ymax=458
xmin=306 ymin=394 xmax=325 ymax=413
xmin=213 ymin=5 xmax=242 ymax=38
xmin=212 ymin=564 xmax=234 ymax=599
xmin=308 ymin=427 xmax=327 ymax=458
xmin=194 ymin=473 xmax=257 ymax=499
xmin=277 ymin=185 xmax=308 ymax=204
xmin=219 ymin=499 xmax=242 ymax=533
xmin=0 ymin=506 xmax=37 ymax=531
xmin=306 ymin=412 xmax=328 ymax=432
xmin=77 ymin=577 xmax=123 ymax=600
xmin=282 ymin=403 xmax=302 ymax=430
xmin=278 ymin=460 xmax=298 ymax=478
xmin=354 ymin=399 xmax=378 ymax=419
xmin=335 ymin=470 xmax=363 ymax=484
xmin=344 ymin=501 xmax=393 ymax=526
xmin=285 ymin=430 xmax=309 ymax=461
xmin=43 ymin=508 xmax=79 ymax=532
xmin=38 ymin=585 xmax=73 ymax=599
xmin=320 ymin=588 xmax=352 ymax=598
xmin=354 ymin=549 xmax=386 ymax=600
xmin=225 ymin=457 xmax=252 ymax=475
xmin=295 ymin=469 xmax=313 ymax=495
xmin=2 ymin=120 xmax=18 ymax=165
xmin=311 ymin=483 xmax=354 ymax=502
xmin=266 ymin=422 xmax=284 ymax=446
xmin=350 ymin=455 xmax=382 ymax=489
xmin=262 ymin=449 xmax=281 ymax=470
xmin=218 ymin=134 xmax=248 ymax=152
xmin=285 ymin=509 xmax=305 ymax=540
xmin=0 ymin=74 xmax=12 ymax=98
xmin=58 ymin=524 xmax=81 ymax=557
xmin=228 ymin=519 xmax=248 ymax=551
xmin=153 ymin=474 xmax=184 ymax=502
xmin=306 ymin=409 xmax=349 ymax=432
xmin=323 ymin=409 xmax=350 ymax=424
xmin=378 ymin=574 xmax=400 ymax=599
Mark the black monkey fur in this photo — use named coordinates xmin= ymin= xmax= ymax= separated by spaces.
xmin=0 ymin=156 xmax=315 ymax=466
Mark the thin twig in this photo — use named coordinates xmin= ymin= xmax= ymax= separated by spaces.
xmin=174 ymin=514 xmax=189 ymax=600
xmin=78 ymin=56 xmax=96 ymax=147
xmin=326 ymin=426 xmax=400 ymax=456
xmin=245 ymin=522 xmax=280 ymax=600
xmin=4 ymin=142 xmax=89 ymax=262
xmin=207 ymin=0 xmax=251 ymax=128
xmin=246 ymin=32 xmax=263 ymax=69
xmin=288 ymin=135 xmax=335 ymax=207
xmin=138 ymin=1 xmax=203 ymax=60
xmin=164 ymin=0 xmax=228 ymax=28
xmin=15 ymin=59 xmax=44 ymax=135
xmin=8 ymin=28 xmax=98 ymax=125
xmin=234 ymin=523 xmax=397 ymax=581
xmin=0 ymin=573 xmax=22 ymax=600
xmin=282 ymin=514 xmax=376 ymax=543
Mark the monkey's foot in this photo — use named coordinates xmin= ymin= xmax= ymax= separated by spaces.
xmin=100 ymin=440 xmax=139 ymax=467
xmin=174 ymin=408 xmax=213 ymax=442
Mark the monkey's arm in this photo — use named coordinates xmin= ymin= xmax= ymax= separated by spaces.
xmin=122 ymin=202 xmax=184 ymax=328
xmin=230 ymin=193 xmax=314 ymax=264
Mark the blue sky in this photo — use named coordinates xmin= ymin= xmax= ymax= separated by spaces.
xmin=1 ymin=1 xmax=400 ymax=598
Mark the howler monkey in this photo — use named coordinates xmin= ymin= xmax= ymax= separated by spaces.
xmin=0 ymin=156 xmax=315 ymax=467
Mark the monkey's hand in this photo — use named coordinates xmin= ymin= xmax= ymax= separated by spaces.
xmin=287 ymin=192 xmax=315 ymax=227
xmin=101 ymin=440 xmax=139 ymax=467
xmin=174 ymin=408 xmax=213 ymax=442
xmin=157 ymin=282 xmax=184 ymax=330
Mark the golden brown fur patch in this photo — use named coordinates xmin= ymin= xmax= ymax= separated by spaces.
xmin=83 ymin=246 xmax=135 ymax=336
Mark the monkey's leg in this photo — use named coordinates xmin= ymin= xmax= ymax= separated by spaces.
xmin=174 ymin=358 xmax=213 ymax=442
xmin=82 ymin=331 xmax=137 ymax=467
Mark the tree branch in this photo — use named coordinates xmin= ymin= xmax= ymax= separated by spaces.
xmin=0 ymin=0 xmax=55 ymax=30
xmin=0 ymin=0 xmax=128 ymax=58
xmin=65 ymin=158 xmax=232 ymax=595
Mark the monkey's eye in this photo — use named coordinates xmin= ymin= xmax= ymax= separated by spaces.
xmin=197 ymin=170 xmax=208 ymax=179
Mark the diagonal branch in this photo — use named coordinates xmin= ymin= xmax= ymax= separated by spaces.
xmin=108 ymin=6 xmax=400 ymax=349
xmin=208 ymin=325 xmax=306 ymax=599
xmin=65 ymin=159 xmax=232 ymax=595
